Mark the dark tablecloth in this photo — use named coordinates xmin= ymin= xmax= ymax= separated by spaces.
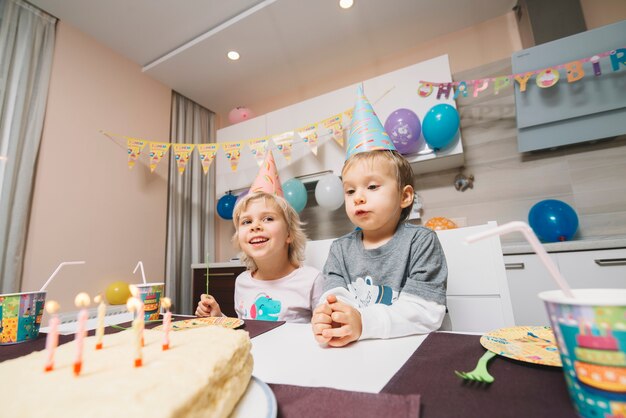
xmin=381 ymin=332 xmax=577 ymax=418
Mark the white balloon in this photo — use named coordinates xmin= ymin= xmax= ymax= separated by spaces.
xmin=315 ymin=174 xmax=344 ymax=211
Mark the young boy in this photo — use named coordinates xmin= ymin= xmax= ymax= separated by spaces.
xmin=311 ymin=86 xmax=447 ymax=347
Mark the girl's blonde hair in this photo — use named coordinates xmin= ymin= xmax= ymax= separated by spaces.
xmin=231 ymin=191 xmax=307 ymax=271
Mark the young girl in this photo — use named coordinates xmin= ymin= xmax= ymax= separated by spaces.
xmin=196 ymin=191 xmax=323 ymax=323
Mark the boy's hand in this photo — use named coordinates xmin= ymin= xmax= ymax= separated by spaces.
xmin=311 ymin=295 xmax=335 ymax=344
xmin=321 ymin=298 xmax=362 ymax=347
xmin=195 ymin=294 xmax=222 ymax=317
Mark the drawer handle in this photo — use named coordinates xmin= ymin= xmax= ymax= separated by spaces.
xmin=204 ymin=272 xmax=236 ymax=277
xmin=505 ymin=262 xmax=525 ymax=270
xmin=594 ymin=258 xmax=626 ymax=266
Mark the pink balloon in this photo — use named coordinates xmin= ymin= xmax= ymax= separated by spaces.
xmin=228 ymin=107 xmax=254 ymax=124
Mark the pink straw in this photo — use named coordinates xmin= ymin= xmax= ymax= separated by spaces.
xmin=465 ymin=221 xmax=575 ymax=299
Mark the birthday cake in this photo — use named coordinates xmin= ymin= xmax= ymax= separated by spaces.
xmin=0 ymin=326 xmax=253 ymax=418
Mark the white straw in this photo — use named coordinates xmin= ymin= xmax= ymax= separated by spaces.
xmin=39 ymin=261 xmax=86 ymax=292
xmin=465 ymin=221 xmax=575 ymax=299
xmin=133 ymin=261 xmax=147 ymax=284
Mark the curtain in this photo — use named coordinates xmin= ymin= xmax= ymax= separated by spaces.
xmin=165 ymin=92 xmax=215 ymax=314
xmin=0 ymin=0 xmax=56 ymax=293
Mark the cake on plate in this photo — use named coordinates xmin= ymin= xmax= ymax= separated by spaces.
xmin=0 ymin=326 xmax=253 ymax=418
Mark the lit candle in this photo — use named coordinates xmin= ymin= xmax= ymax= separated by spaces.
xmin=44 ymin=300 xmax=60 ymax=372
xmin=94 ymin=295 xmax=106 ymax=350
xmin=126 ymin=296 xmax=143 ymax=367
xmin=161 ymin=297 xmax=172 ymax=351
xmin=73 ymin=292 xmax=91 ymax=376
xmin=129 ymin=285 xmax=145 ymax=347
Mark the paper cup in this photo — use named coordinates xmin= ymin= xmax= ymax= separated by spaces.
xmin=135 ymin=283 xmax=164 ymax=321
xmin=0 ymin=291 xmax=47 ymax=345
xmin=540 ymin=289 xmax=626 ymax=417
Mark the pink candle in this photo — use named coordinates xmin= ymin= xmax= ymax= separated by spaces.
xmin=161 ymin=297 xmax=172 ymax=350
xmin=73 ymin=293 xmax=91 ymax=376
xmin=44 ymin=301 xmax=60 ymax=372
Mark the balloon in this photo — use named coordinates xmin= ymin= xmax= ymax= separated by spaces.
xmin=282 ymin=178 xmax=308 ymax=213
xmin=424 ymin=217 xmax=457 ymax=231
xmin=529 ymin=199 xmax=579 ymax=242
xmin=105 ymin=281 xmax=131 ymax=305
xmin=217 ymin=193 xmax=237 ymax=220
xmin=315 ymin=174 xmax=344 ymax=211
xmin=422 ymin=104 xmax=460 ymax=150
xmin=384 ymin=108 xmax=422 ymax=155
xmin=228 ymin=107 xmax=254 ymax=124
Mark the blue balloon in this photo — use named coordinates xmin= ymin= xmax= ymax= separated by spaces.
xmin=282 ymin=178 xmax=308 ymax=213
xmin=422 ymin=104 xmax=460 ymax=150
xmin=217 ymin=193 xmax=237 ymax=220
xmin=528 ymin=199 xmax=579 ymax=243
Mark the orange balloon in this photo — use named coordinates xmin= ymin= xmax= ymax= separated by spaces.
xmin=425 ymin=217 xmax=458 ymax=231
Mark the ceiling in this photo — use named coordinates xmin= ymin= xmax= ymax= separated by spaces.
xmin=29 ymin=0 xmax=517 ymax=121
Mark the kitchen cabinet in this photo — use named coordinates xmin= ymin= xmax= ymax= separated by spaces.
xmin=191 ymin=264 xmax=246 ymax=318
xmin=504 ymin=248 xmax=626 ymax=326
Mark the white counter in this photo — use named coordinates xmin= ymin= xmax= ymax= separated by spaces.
xmin=501 ymin=235 xmax=626 ymax=255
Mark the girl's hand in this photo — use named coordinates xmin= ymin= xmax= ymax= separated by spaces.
xmin=311 ymin=295 xmax=336 ymax=344
xmin=321 ymin=299 xmax=362 ymax=347
xmin=195 ymin=294 xmax=222 ymax=317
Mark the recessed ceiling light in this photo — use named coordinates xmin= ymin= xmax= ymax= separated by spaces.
xmin=339 ymin=0 xmax=354 ymax=9
xmin=227 ymin=51 xmax=240 ymax=61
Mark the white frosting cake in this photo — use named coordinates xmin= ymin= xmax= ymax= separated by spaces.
xmin=0 ymin=326 xmax=253 ymax=418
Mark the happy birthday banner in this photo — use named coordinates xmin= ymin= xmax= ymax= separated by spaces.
xmin=101 ymin=107 xmax=354 ymax=175
xmin=418 ymin=47 xmax=625 ymax=100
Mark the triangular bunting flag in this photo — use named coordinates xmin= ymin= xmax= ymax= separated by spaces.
xmin=296 ymin=124 xmax=319 ymax=156
xmin=149 ymin=142 xmax=171 ymax=172
xmin=127 ymin=138 xmax=146 ymax=169
xmin=197 ymin=143 xmax=219 ymax=175
xmin=272 ymin=131 xmax=294 ymax=162
xmin=172 ymin=143 xmax=195 ymax=174
xmin=321 ymin=113 xmax=344 ymax=147
xmin=247 ymin=137 xmax=270 ymax=167
xmin=222 ymin=141 xmax=243 ymax=172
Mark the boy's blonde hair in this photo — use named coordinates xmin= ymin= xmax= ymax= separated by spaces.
xmin=342 ymin=149 xmax=415 ymax=222
xmin=231 ymin=191 xmax=307 ymax=271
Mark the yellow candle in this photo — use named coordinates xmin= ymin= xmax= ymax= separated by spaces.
xmin=94 ymin=295 xmax=106 ymax=350
xmin=44 ymin=301 xmax=60 ymax=372
xmin=126 ymin=297 xmax=143 ymax=367
xmin=73 ymin=292 xmax=91 ymax=376
xmin=129 ymin=285 xmax=145 ymax=347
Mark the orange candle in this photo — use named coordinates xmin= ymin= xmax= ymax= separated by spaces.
xmin=161 ymin=297 xmax=172 ymax=351
xmin=44 ymin=301 xmax=60 ymax=372
xmin=73 ymin=292 xmax=91 ymax=376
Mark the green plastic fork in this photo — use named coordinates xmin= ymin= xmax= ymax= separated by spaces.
xmin=454 ymin=350 xmax=497 ymax=383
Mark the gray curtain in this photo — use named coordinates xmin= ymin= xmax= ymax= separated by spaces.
xmin=0 ymin=0 xmax=56 ymax=293
xmin=165 ymin=92 xmax=215 ymax=314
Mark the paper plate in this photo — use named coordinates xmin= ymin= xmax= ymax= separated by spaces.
xmin=480 ymin=326 xmax=562 ymax=367
xmin=153 ymin=316 xmax=244 ymax=331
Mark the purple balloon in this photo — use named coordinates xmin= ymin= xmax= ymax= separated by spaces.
xmin=384 ymin=108 xmax=422 ymax=155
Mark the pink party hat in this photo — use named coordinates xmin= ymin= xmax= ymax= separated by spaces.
xmin=346 ymin=84 xmax=396 ymax=159
xmin=249 ymin=150 xmax=284 ymax=197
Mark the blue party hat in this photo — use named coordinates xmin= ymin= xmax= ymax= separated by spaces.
xmin=345 ymin=84 xmax=396 ymax=159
